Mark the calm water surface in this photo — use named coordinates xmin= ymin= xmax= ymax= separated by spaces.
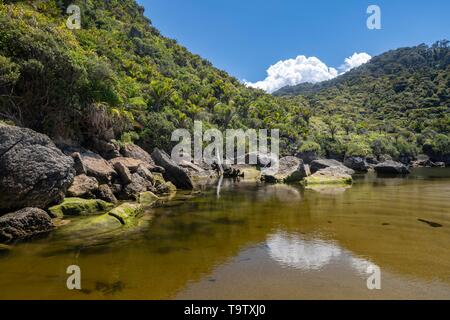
xmin=1 ymin=168 xmax=450 ymax=299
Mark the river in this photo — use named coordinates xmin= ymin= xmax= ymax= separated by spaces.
xmin=0 ymin=168 xmax=449 ymax=299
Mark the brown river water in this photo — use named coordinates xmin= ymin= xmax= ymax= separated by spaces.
xmin=0 ymin=168 xmax=450 ymax=299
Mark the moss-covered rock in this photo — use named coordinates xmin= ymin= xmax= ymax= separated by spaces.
xmin=139 ymin=191 xmax=160 ymax=208
xmin=48 ymin=198 xmax=114 ymax=217
xmin=108 ymin=203 xmax=143 ymax=225
xmin=156 ymin=181 xmax=177 ymax=196
xmin=0 ymin=244 xmax=13 ymax=253
xmin=235 ymin=165 xmax=262 ymax=181
xmin=303 ymin=168 xmax=352 ymax=187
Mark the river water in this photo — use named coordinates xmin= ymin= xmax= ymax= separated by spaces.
xmin=0 ymin=168 xmax=450 ymax=299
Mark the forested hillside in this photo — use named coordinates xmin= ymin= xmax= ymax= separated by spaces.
xmin=0 ymin=0 xmax=307 ymax=154
xmin=275 ymin=42 xmax=450 ymax=162
xmin=1 ymin=0 xmax=449 ymax=163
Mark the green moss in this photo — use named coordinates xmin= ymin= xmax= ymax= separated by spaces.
xmin=48 ymin=198 xmax=114 ymax=217
xmin=303 ymin=175 xmax=352 ymax=187
xmin=139 ymin=191 xmax=160 ymax=208
xmin=108 ymin=203 xmax=143 ymax=225
xmin=152 ymin=173 xmax=166 ymax=186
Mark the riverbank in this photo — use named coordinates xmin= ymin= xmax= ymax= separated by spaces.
xmin=1 ymin=123 xmax=446 ymax=246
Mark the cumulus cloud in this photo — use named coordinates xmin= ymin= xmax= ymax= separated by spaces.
xmin=339 ymin=52 xmax=372 ymax=73
xmin=245 ymin=52 xmax=371 ymax=93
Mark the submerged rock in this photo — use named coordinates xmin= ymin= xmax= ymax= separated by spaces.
xmin=303 ymin=167 xmax=353 ymax=187
xmin=67 ymin=174 xmax=99 ymax=198
xmin=108 ymin=203 xmax=143 ymax=225
xmin=0 ymin=124 xmax=75 ymax=211
xmin=234 ymin=164 xmax=262 ymax=181
xmin=48 ymin=198 xmax=114 ymax=218
xmin=156 ymin=181 xmax=177 ymax=196
xmin=262 ymin=156 xmax=308 ymax=183
xmin=139 ymin=191 xmax=160 ymax=208
xmin=0 ymin=208 xmax=54 ymax=243
xmin=374 ymin=160 xmax=410 ymax=174
xmin=310 ymin=159 xmax=355 ymax=175
xmin=0 ymin=244 xmax=12 ymax=253
xmin=151 ymin=148 xmax=193 ymax=189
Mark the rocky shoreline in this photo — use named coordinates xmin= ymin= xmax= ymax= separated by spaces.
xmin=0 ymin=123 xmax=443 ymax=245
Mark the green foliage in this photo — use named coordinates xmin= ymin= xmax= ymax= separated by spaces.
xmin=426 ymin=134 xmax=450 ymax=154
xmin=346 ymin=137 xmax=372 ymax=157
xmin=0 ymin=1 xmax=448 ymax=162
xmin=278 ymin=42 xmax=450 ymax=159
xmin=299 ymin=140 xmax=321 ymax=153
xmin=0 ymin=0 xmax=307 ymax=151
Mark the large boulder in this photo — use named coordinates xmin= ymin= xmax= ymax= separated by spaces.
xmin=374 ymin=160 xmax=410 ymax=174
xmin=0 ymin=124 xmax=75 ymax=211
xmin=67 ymin=174 xmax=99 ymax=198
xmin=0 ymin=208 xmax=54 ymax=243
xmin=344 ymin=157 xmax=369 ymax=172
xmin=48 ymin=198 xmax=114 ymax=217
xmin=295 ymin=151 xmax=319 ymax=165
xmin=262 ymin=156 xmax=309 ymax=183
xmin=310 ymin=159 xmax=355 ymax=175
xmin=151 ymin=148 xmax=194 ymax=189
xmin=303 ymin=167 xmax=353 ymax=187
xmin=79 ymin=151 xmax=117 ymax=184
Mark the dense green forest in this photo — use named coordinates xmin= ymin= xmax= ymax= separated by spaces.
xmin=0 ymin=0 xmax=308 ymax=155
xmin=1 ymin=0 xmax=449 ymax=163
xmin=275 ymin=42 xmax=450 ymax=162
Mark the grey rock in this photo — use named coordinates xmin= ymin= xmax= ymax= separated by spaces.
xmin=0 ymin=208 xmax=54 ymax=243
xmin=262 ymin=156 xmax=308 ymax=183
xmin=90 ymin=138 xmax=121 ymax=160
xmin=295 ymin=151 xmax=319 ymax=165
xmin=120 ymin=143 xmax=155 ymax=165
xmin=95 ymin=184 xmax=118 ymax=204
xmin=67 ymin=174 xmax=99 ymax=198
xmin=113 ymin=161 xmax=133 ymax=184
xmin=121 ymin=173 xmax=152 ymax=201
xmin=375 ymin=160 xmax=410 ymax=174
xmin=136 ymin=164 xmax=154 ymax=184
xmin=0 ymin=124 xmax=75 ymax=211
xmin=344 ymin=157 xmax=369 ymax=172
xmin=71 ymin=152 xmax=87 ymax=175
xmin=151 ymin=148 xmax=193 ymax=189
xmin=310 ymin=159 xmax=355 ymax=175
xmin=79 ymin=150 xmax=117 ymax=184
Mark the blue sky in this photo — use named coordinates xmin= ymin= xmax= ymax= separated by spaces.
xmin=137 ymin=0 xmax=449 ymax=90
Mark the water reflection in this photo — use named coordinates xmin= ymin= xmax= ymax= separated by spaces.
xmin=266 ymin=232 xmax=377 ymax=274
xmin=266 ymin=232 xmax=341 ymax=270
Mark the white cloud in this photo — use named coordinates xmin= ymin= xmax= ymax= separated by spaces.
xmin=245 ymin=52 xmax=371 ymax=93
xmin=339 ymin=52 xmax=372 ymax=73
